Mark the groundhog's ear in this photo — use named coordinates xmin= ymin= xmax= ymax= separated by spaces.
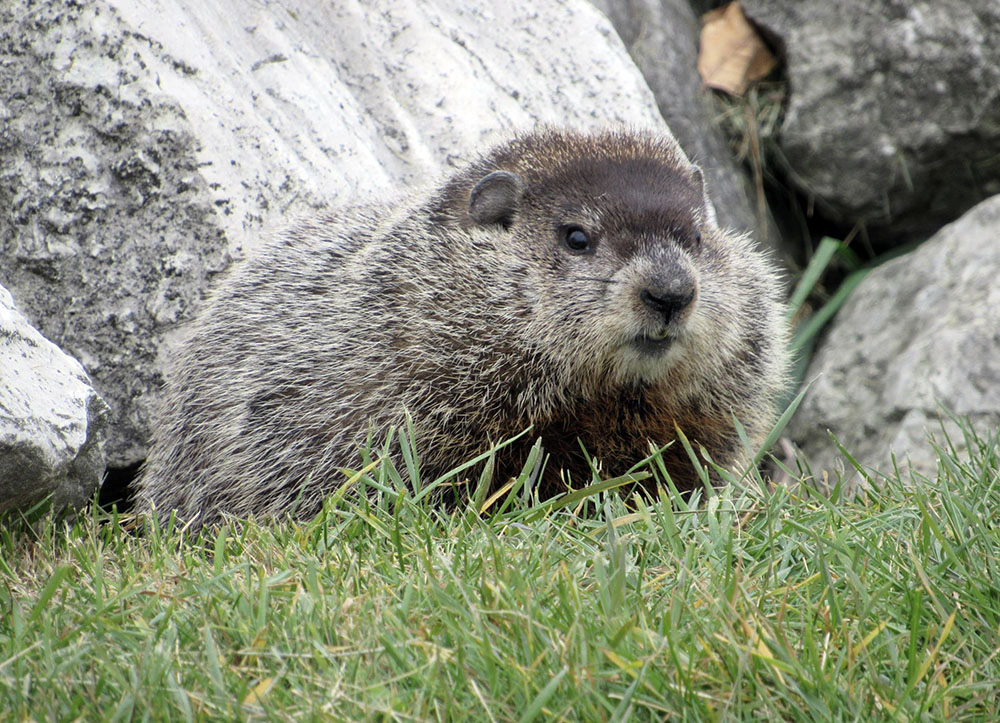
xmin=469 ymin=171 xmax=524 ymax=228
xmin=691 ymin=166 xmax=719 ymax=227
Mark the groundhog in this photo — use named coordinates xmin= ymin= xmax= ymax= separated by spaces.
xmin=135 ymin=127 xmax=788 ymax=528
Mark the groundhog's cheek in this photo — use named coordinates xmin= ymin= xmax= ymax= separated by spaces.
xmin=686 ymin=286 xmax=745 ymax=358
xmin=588 ymin=284 xmax=638 ymax=341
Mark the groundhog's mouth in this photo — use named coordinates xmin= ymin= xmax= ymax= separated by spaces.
xmin=630 ymin=330 xmax=675 ymax=355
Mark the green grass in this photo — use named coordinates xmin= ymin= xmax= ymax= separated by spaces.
xmin=2 ymin=419 xmax=1000 ymax=721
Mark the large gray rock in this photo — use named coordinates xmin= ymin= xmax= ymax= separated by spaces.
xmin=790 ymin=194 xmax=1000 ymax=486
xmin=1 ymin=286 xmax=109 ymax=514
xmin=0 ymin=0 xmax=663 ymax=466
xmin=591 ymin=0 xmax=783 ymax=256
xmin=744 ymin=0 xmax=1000 ymax=241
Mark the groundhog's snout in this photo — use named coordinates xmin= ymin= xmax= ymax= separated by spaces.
xmin=639 ymin=284 xmax=695 ymax=327
xmin=630 ymin=264 xmax=698 ymax=354
xmin=639 ymin=253 xmax=698 ymax=329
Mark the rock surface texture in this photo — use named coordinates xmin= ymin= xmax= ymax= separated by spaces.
xmin=1 ymin=286 xmax=109 ymax=514
xmin=0 ymin=0 xmax=665 ymax=467
xmin=743 ymin=0 xmax=1000 ymax=242
xmin=790 ymin=195 xmax=1000 ymax=486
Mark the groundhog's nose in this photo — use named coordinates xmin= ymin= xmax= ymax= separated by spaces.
xmin=640 ymin=286 xmax=695 ymax=326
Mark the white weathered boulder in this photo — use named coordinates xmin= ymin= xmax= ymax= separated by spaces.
xmin=0 ymin=0 xmax=664 ymax=466
xmin=790 ymin=195 xmax=1000 ymax=486
xmin=1 ymin=286 xmax=109 ymax=514
xmin=744 ymin=0 xmax=1000 ymax=242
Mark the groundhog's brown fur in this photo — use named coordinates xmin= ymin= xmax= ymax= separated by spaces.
xmin=136 ymin=127 xmax=788 ymax=527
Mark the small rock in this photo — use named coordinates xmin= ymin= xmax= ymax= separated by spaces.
xmin=790 ymin=194 xmax=1000 ymax=487
xmin=744 ymin=0 xmax=1000 ymax=242
xmin=0 ymin=286 xmax=109 ymax=515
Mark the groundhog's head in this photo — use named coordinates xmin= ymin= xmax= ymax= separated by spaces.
xmin=450 ymin=128 xmax=766 ymax=395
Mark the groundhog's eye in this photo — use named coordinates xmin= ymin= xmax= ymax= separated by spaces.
xmin=562 ymin=225 xmax=591 ymax=253
xmin=694 ymin=230 xmax=703 ymax=245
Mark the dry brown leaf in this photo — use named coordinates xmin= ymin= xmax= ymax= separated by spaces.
xmin=698 ymin=1 xmax=776 ymax=96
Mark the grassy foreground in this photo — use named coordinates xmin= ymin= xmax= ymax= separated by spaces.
xmin=2 ymin=422 xmax=999 ymax=721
